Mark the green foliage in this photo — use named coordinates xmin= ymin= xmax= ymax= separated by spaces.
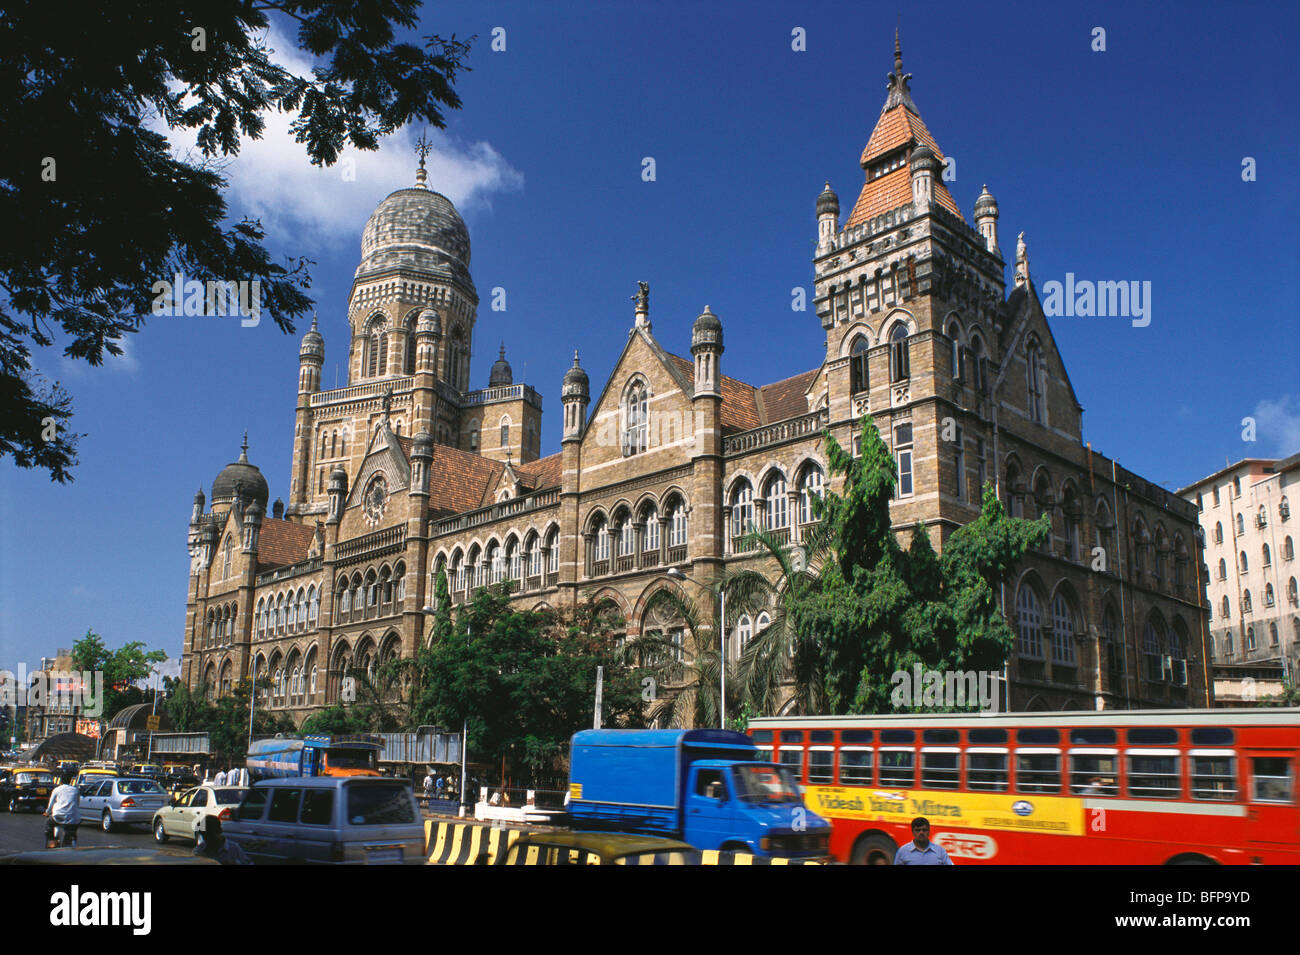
xmin=69 ymin=630 xmax=167 ymax=721
xmin=741 ymin=419 xmax=1049 ymax=715
xmin=301 ymin=705 xmax=372 ymax=735
xmin=0 ymin=1 xmax=473 ymax=480
xmin=163 ymin=675 xmax=293 ymax=764
xmin=415 ymin=586 xmax=644 ymax=772
xmin=617 ymin=586 xmax=730 ymax=730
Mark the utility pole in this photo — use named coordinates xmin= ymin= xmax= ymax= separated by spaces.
xmin=593 ymin=666 xmax=604 ymax=729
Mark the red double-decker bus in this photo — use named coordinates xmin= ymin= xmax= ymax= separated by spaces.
xmin=749 ymin=709 xmax=1300 ymax=865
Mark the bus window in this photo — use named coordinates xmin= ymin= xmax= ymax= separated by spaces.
xmin=1127 ymin=727 xmax=1178 ymax=746
xmin=1069 ymin=752 xmax=1118 ymax=795
xmin=1251 ymin=757 xmax=1294 ymax=803
xmin=842 ymin=730 xmax=873 ymax=744
xmin=967 ymin=750 xmax=1008 ymax=791
xmin=1015 ymin=751 xmax=1061 ymax=793
xmin=1127 ymin=752 xmax=1180 ymax=799
xmin=1191 ymin=728 xmax=1234 ymax=746
xmin=921 ymin=750 xmax=959 ymax=789
xmin=967 ymin=728 xmax=1007 ymax=744
xmin=750 ymin=730 xmax=773 ymax=744
xmin=810 ymin=731 xmax=834 ymax=744
xmin=778 ymin=748 xmax=803 ymax=778
xmin=839 ymin=749 xmax=872 ymax=785
xmin=879 ymin=750 xmax=915 ymax=787
xmin=808 ymin=749 xmax=834 ymax=785
xmin=1190 ymin=753 xmax=1237 ymax=801
xmin=780 ymin=731 xmax=804 ymax=744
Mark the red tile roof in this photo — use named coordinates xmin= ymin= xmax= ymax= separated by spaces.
xmin=665 ymin=354 xmax=760 ymax=432
xmin=515 ymin=452 xmax=562 ymax=491
xmin=427 ymin=444 xmax=505 ymax=516
xmin=257 ymin=518 xmax=316 ymax=570
xmin=846 ymin=104 xmax=963 ymax=228
xmin=757 ymin=369 xmax=820 ymax=424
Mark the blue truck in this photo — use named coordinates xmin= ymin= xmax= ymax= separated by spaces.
xmin=246 ymin=734 xmax=382 ymax=780
xmin=566 ymin=729 xmax=830 ymax=859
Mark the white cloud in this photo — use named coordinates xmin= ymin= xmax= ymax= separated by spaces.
xmin=156 ymin=30 xmax=523 ymax=254
xmin=56 ymin=335 xmax=140 ymax=378
xmin=1252 ymin=395 xmax=1300 ymax=458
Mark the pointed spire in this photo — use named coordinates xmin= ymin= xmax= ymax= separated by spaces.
xmin=415 ymin=130 xmax=431 ymax=189
xmin=499 ymin=342 xmax=506 ymax=360
xmin=884 ymin=27 xmax=916 ymax=112
xmin=238 ymin=432 xmax=249 ymax=463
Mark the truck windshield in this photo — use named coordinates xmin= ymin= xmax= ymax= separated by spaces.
xmin=326 ymin=749 xmax=376 ymax=771
xmin=732 ymin=765 xmax=801 ymax=804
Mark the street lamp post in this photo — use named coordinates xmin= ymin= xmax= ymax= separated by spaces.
xmin=665 ymin=567 xmax=726 ymax=729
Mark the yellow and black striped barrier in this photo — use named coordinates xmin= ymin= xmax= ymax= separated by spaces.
xmin=425 ymin=820 xmax=521 ymax=865
xmin=425 ymin=821 xmax=824 ymax=865
xmin=698 ymin=850 xmax=822 ymax=865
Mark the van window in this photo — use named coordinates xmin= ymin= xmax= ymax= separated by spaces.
xmin=300 ymin=789 xmax=334 ymax=825
xmin=269 ymin=788 xmax=304 ymax=823
xmin=347 ymin=783 xmax=415 ymax=825
xmin=238 ymin=788 xmax=269 ymax=821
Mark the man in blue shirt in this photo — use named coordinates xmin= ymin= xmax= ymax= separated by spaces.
xmin=894 ymin=817 xmax=953 ymax=865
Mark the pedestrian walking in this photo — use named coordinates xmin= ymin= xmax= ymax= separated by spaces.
xmin=894 ymin=817 xmax=953 ymax=865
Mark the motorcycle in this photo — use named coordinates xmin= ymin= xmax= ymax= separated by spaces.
xmin=44 ymin=818 xmax=78 ymax=848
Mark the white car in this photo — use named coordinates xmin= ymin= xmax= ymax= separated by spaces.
xmin=152 ymin=785 xmax=247 ymax=844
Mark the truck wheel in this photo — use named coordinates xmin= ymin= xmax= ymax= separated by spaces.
xmin=154 ymin=819 xmax=168 ymax=844
xmin=102 ymin=809 xmax=115 ymax=833
xmin=851 ymin=833 xmax=896 ymax=865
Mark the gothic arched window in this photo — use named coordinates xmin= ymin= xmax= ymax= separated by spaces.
xmin=1015 ymin=585 xmax=1043 ymax=659
xmin=1026 ymin=339 xmax=1045 ymax=424
xmin=765 ymin=471 xmax=789 ymax=530
xmin=849 ymin=335 xmax=869 ymax=395
xmin=622 ymin=380 xmax=649 ymax=456
xmin=889 ymin=323 xmax=910 ymax=381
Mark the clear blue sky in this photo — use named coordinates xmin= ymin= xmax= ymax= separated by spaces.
xmin=1 ymin=0 xmax=1296 ymax=669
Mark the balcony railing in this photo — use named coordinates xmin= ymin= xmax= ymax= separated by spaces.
xmin=592 ymin=559 xmax=610 ymax=577
xmin=639 ymin=552 xmax=660 ymax=570
xmin=431 ymin=488 xmax=560 ymax=537
xmin=723 ymin=409 xmax=828 ymax=455
xmin=667 ymin=544 xmax=687 ymax=564
xmin=334 ymin=525 xmax=406 ymax=564
xmin=616 ymin=555 xmax=635 ymax=573
xmin=309 ymin=376 xmax=415 ymax=409
xmin=544 ymin=571 xmax=559 ymax=588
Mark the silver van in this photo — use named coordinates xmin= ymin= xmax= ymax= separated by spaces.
xmin=224 ymin=777 xmax=425 ymax=864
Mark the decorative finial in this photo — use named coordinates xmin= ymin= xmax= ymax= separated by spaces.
xmin=381 ymin=384 xmax=394 ymax=421
xmin=573 ymin=349 xmax=581 ymax=365
xmin=885 ymin=26 xmax=914 ymax=110
xmin=499 ymin=341 xmax=506 ymax=360
xmin=633 ymin=281 xmax=650 ymax=330
xmin=310 ymin=310 xmax=318 ymax=331
xmin=239 ymin=432 xmax=249 ymax=462
xmin=1014 ymin=231 xmax=1029 ymax=287
xmin=415 ymin=130 xmax=431 ymax=188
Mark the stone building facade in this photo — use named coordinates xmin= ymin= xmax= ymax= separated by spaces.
xmin=1180 ymin=455 xmax=1299 ymax=697
xmin=180 ymin=41 xmax=1210 ymax=723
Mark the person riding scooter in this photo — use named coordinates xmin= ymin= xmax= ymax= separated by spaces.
xmin=43 ymin=771 xmax=81 ymax=848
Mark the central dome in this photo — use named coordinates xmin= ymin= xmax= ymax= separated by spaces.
xmin=355 ymin=184 xmax=473 ymax=292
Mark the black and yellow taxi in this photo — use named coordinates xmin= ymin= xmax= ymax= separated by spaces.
xmin=1 ymin=766 xmax=57 ymax=813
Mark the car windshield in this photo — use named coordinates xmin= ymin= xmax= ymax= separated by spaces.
xmin=213 ymin=789 xmax=243 ymax=804
xmin=118 ymin=780 xmax=165 ymax=794
xmin=346 ymin=783 xmax=414 ymax=825
xmin=15 ymin=773 xmax=53 ymax=785
xmin=732 ymin=765 xmax=802 ymax=804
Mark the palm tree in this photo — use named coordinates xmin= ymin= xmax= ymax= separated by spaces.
xmin=617 ymin=585 xmax=735 ymax=729
xmin=725 ymin=519 xmax=831 ymax=717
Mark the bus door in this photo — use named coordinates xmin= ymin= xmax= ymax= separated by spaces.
xmin=1243 ymin=749 xmax=1297 ymax=848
